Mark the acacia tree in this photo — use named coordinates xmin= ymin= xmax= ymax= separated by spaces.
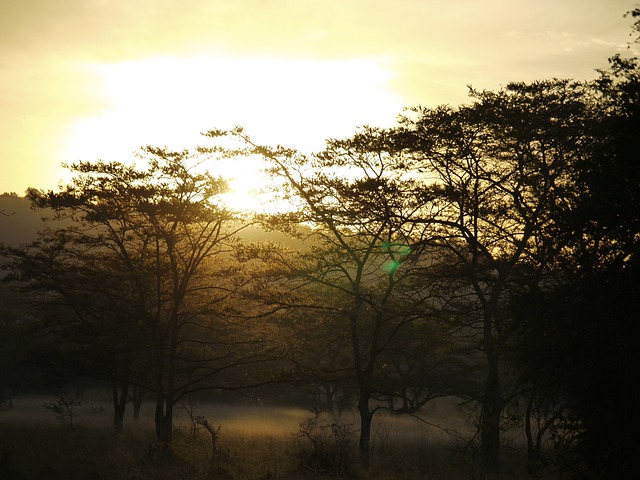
xmin=1 ymin=228 xmax=148 ymax=432
xmin=14 ymin=147 xmax=250 ymax=442
xmin=395 ymin=79 xmax=592 ymax=469
xmin=509 ymin=54 xmax=640 ymax=477
xmin=207 ymin=127 xmax=457 ymax=466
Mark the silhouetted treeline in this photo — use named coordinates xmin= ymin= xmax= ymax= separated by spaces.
xmin=2 ymin=46 xmax=639 ymax=480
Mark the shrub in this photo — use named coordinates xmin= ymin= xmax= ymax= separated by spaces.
xmin=293 ymin=408 xmax=355 ymax=477
xmin=42 ymin=393 xmax=82 ymax=428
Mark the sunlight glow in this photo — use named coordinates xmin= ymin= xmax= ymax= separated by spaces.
xmin=61 ymin=55 xmax=403 ymax=211
xmin=214 ymin=156 xmax=274 ymax=213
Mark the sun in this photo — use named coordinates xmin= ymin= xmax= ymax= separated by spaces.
xmin=214 ymin=156 xmax=275 ymax=213
xmin=61 ymin=55 xmax=404 ymax=211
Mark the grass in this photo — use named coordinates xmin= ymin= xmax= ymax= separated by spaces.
xmin=0 ymin=395 xmax=564 ymax=479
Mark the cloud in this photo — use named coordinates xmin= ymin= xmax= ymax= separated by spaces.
xmin=1 ymin=0 xmax=638 ymax=193
xmin=61 ymin=55 xmax=403 ymax=162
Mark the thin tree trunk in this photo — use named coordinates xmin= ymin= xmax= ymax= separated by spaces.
xmin=112 ymin=380 xmax=129 ymax=434
xmin=324 ymin=383 xmax=335 ymax=414
xmin=161 ymin=399 xmax=174 ymax=443
xmin=154 ymin=396 xmax=165 ymax=441
xmin=357 ymin=395 xmax=373 ymax=468
xmin=525 ymin=391 xmax=537 ymax=469
xmin=480 ymin=351 xmax=501 ymax=471
xmin=160 ymin=317 xmax=179 ymax=445
xmin=131 ymin=385 xmax=145 ymax=420
xmin=478 ymin=288 xmax=504 ymax=472
xmin=154 ymin=350 xmax=166 ymax=442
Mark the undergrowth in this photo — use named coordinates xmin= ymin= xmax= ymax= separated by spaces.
xmin=0 ymin=405 xmax=560 ymax=479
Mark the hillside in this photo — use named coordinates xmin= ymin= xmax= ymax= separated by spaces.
xmin=0 ymin=193 xmax=46 ymax=246
xmin=0 ymin=192 xmax=303 ymax=248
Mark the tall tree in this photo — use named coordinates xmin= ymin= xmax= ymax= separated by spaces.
xmin=396 ymin=79 xmax=591 ymax=469
xmin=207 ymin=127 xmax=457 ymax=466
xmin=6 ymin=147 xmax=249 ymax=442
xmin=510 ymin=55 xmax=640 ymax=478
xmin=1 ymin=228 xmax=148 ymax=432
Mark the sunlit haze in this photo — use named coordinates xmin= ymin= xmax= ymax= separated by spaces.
xmin=1 ymin=0 xmax=637 ymax=204
xmin=61 ymin=56 xmax=401 ymax=211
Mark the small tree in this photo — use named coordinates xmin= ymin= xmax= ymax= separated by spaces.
xmin=295 ymin=409 xmax=355 ymax=476
xmin=195 ymin=415 xmax=221 ymax=463
xmin=43 ymin=393 xmax=82 ymax=428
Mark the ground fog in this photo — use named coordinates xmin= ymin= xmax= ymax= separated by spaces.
xmin=0 ymin=392 xmax=551 ymax=479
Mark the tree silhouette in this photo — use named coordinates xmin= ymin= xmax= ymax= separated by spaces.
xmin=206 ymin=127 xmax=458 ymax=466
xmin=394 ymin=79 xmax=591 ymax=470
xmin=4 ymin=147 xmax=252 ymax=442
xmin=510 ymin=55 xmax=640 ymax=477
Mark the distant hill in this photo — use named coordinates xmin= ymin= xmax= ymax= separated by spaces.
xmin=0 ymin=192 xmax=304 ymax=248
xmin=0 ymin=193 xmax=47 ymax=246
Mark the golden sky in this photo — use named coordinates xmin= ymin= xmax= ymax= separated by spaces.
xmin=0 ymin=0 xmax=637 ymax=196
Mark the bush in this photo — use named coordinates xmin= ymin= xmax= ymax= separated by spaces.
xmin=293 ymin=409 xmax=355 ymax=477
xmin=42 ymin=393 xmax=82 ymax=428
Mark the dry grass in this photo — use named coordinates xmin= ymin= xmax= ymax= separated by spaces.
xmin=0 ymin=395 xmax=556 ymax=479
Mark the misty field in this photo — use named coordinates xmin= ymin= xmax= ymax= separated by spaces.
xmin=0 ymin=393 xmax=557 ymax=480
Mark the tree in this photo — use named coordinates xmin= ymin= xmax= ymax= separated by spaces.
xmin=0 ymin=283 xmax=47 ymax=407
xmin=2 ymin=227 xmax=149 ymax=432
xmin=625 ymin=7 xmax=640 ymax=45
xmin=207 ymin=127 xmax=458 ymax=466
xmin=395 ymin=79 xmax=592 ymax=470
xmin=510 ymin=55 xmax=640 ymax=478
xmin=3 ymin=147 xmax=254 ymax=442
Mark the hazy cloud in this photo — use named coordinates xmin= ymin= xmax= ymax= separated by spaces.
xmin=1 ymin=0 xmax=638 ymax=193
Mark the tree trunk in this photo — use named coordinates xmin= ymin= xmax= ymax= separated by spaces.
xmin=132 ymin=401 xmax=141 ymax=420
xmin=112 ymin=380 xmax=129 ymax=434
xmin=357 ymin=396 xmax=373 ymax=468
xmin=154 ymin=396 xmax=175 ymax=443
xmin=155 ymin=396 xmax=165 ymax=441
xmin=154 ymin=352 xmax=166 ymax=442
xmin=155 ymin=322 xmax=178 ymax=444
xmin=480 ymin=352 xmax=501 ymax=471
xmin=159 ymin=400 xmax=174 ymax=443
xmin=525 ymin=391 xmax=537 ymax=470
xmin=131 ymin=385 xmax=145 ymax=421
xmin=525 ymin=389 xmax=552 ymax=472
xmin=324 ymin=383 xmax=335 ymax=414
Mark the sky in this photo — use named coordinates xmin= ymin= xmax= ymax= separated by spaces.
xmin=0 ymin=0 xmax=638 ymax=199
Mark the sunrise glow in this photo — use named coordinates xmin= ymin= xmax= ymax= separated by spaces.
xmin=57 ymin=55 xmax=403 ymax=210
xmin=1 ymin=0 xmax=636 ymax=198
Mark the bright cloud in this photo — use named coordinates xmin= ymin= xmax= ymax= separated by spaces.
xmin=64 ymin=55 xmax=403 ymax=162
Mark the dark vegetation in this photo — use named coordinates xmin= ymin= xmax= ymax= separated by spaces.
xmin=1 ymin=12 xmax=639 ymax=479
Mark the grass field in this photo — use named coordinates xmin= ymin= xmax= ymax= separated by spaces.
xmin=0 ymin=394 xmax=563 ymax=479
